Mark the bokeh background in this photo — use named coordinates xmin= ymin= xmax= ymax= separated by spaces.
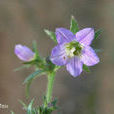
xmin=0 ymin=0 xmax=113 ymax=114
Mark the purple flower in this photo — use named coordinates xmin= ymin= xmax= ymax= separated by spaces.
xmin=50 ymin=28 xmax=100 ymax=77
xmin=15 ymin=44 xmax=35 ymax=62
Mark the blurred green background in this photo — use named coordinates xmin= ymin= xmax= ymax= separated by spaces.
xmin=0 ymin=0 xmax=113 ymax=114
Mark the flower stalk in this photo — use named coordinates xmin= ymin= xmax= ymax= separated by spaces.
xmin=45 ymin=72 xmax=55 ymax=107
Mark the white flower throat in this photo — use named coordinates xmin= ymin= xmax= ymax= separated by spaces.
xmin=65 ymin=41 xmax=83 ymax=58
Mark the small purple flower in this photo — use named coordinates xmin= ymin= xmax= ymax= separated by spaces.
xmin=50 ymin=28 xmax=100 ymax=77
xmin=15 ymin=44 xmax=35 ymax=62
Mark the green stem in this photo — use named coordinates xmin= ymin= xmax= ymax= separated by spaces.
xmin=45 ymin=72 xmax=55 ymax=106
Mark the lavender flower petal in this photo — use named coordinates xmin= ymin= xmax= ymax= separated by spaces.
xmin=15 ymin=44 xmax=35 ymax=61
xmin=50 ymin=44 xmax=69 ymax=66
xmin=76 ymin=28 xmax=94 ymax=46
xmin=66 ymin=57 xmax=83 ymax=77
xmin=81 ymin=46 xmax=99 ymax=66
xmin=56 ymin=28 xmax=75 ymax=44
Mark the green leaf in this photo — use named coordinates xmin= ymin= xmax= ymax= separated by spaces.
xmin=44 ymin=29 xmax=57 ymax=43
xmin=19 ymin=100 xmax=27 ymax=110
xmin=83 ymin=64 xmax=90 ymax=72
xmin=27 ymin=99 xmax=37 ymax=114
xmin=14 ymin=65 xmax=30 ymax=72
xmin=70 ymin=16 xmax=79 ymax=34
xmin=51 ymin=98 xmax=57 ymax=107
xmin=26 ymin=80 xmax=33 ymax=98
xmin=95 ymin=29 xmax=103 ymax=40
xmin=27 ymin=99 xmax=34 ymax=114
xmin=24 ymin=70 xmax=44 ymax=84
xmin=24 ymin=70 xmax=44 ymax=98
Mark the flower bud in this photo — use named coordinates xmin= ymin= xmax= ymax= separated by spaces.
xmin=15 ymin=44 xmax=35 ymax=61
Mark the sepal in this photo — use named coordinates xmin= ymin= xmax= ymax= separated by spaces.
xmin=83 ymin=64 xmax=90 ymax=72
xmin=95 ymin=29 xmax=103 ymax=40
xmin=70 ymin=16 xmax=79 ymax=34
xmin=44 ymin=29 xmax=57 ymax=43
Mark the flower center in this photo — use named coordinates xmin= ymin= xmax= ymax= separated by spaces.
xmin=65 ymin=41 xmax=83 ymax=58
